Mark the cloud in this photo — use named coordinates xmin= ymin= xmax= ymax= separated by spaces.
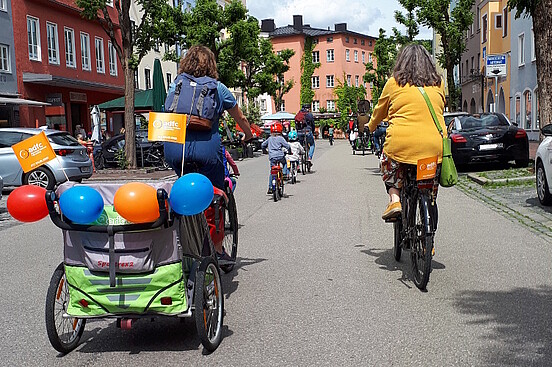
xmin=247 ymin=0 xmax=433 ymax=40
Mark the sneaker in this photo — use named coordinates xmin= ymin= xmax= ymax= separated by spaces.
xmin=382 ymin=202 xmax=402 ymax=220
xmin=216 ymin=248 xmax=233 ymax=262
xmin=267 ymin=188 xmax=273 ymax=195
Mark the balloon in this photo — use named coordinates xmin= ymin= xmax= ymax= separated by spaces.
xmin=169 ymin=173 xmax=214 ymax=216
xmin=59 ymin=186 xmax=104 ymax=224
xmin=113 ymin=182 xmax=159 ymax=223
xmin=7 ymin=185 xmax=48 ymax=222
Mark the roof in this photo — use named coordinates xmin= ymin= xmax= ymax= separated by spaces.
xmin=269 ymin=25 xmax=376 ymax=40
xmin=98 ymin=89 xmax=153 ymax=110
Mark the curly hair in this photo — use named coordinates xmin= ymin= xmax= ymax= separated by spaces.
xmin=178 ymin=45 xmax=219 ymax=79
xmin=393 ymin=44 xmax=442 ymax=88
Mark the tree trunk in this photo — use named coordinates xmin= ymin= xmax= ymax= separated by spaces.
xmin=123 ymin=60 xmax=136 ymax=168
xmin=446 ymin=63 xmax=456 ymax=112
xmin=533 ymin=0 xmax=552 ymax=137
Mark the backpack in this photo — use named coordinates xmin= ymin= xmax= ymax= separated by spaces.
xmin=164 ymin=72 xmax=219 ymax=131
xmin=295 ymin=110 xmax=306 ymax=130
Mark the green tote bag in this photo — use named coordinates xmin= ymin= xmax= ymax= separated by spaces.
xmin=417 ymin=87 xmax=458 ymax=187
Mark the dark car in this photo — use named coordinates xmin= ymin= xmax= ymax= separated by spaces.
xmin=94 ymin=129 xmax=168 ymax=169
xmin=447 ymin=113 xmax=529 ymax=167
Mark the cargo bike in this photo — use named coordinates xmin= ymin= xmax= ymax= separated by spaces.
xmin=44 ymin=180 xmax=233 ymax=354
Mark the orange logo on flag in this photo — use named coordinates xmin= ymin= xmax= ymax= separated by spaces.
xmin=417 ymin=155 xmax=438 ymax=181
xmin=12 ymin=131 xmax=57 ymax=173
xmin=148 ymin=112 xmax=187 ymax=143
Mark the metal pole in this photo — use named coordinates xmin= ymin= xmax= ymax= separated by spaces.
xmin=494 ymin=76 xmax=498 ymax=113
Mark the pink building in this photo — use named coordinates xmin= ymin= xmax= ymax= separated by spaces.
xmin=261 ymin=15 xmax=377 ymax=115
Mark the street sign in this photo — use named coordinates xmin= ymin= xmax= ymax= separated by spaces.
xmin=486 ymin=54 xmax=507 ymax=77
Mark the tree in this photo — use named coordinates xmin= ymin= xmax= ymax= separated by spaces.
xmin=77 ymin=0 xmax=179 ymax=168
xmin=508 ymin=0 xmax=552 ymax=129
xmin=334 ymin=73 xmax=367 ymax=128
xmin=393 ymin=0 xmax=420 ymax=45
xmin=416 ymin=0 xmax=474 ymax=111
xmin=300 ymin=37 xmax=320 ymax=107
xmin=364 ymin=29 xmax=398 ymax=105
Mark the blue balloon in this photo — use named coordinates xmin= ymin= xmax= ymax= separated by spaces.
xmin=59 ymin=186 xmax=104 ymax=224
xmin=169 ymin=173 xmax=214 ymax=216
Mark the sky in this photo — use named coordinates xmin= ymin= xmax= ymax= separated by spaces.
xmin=246 ymin=0 xmax=433 ymax=40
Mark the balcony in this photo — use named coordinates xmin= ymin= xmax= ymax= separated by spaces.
xmin=461 ymin=69 xmax=483 ymax=86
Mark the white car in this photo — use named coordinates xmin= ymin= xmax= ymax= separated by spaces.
xmin=536 ymin=124 xmax=552 ymax=205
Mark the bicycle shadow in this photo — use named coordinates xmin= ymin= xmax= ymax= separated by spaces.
xmin=220 ymin=256 xmax=267 ymax=300
xmin=526 ymin=197 xmax=552 ymax=214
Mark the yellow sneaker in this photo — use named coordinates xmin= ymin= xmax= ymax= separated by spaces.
xmin=382 ymin=202 xmax=402 ymax=220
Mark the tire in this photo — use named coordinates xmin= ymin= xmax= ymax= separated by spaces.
xmin=25 ymin=166 xmax=56 ymax=190
xmin=272 ymin=176 xmax=278 ymax=202
xmin=220 ymin=193 xmax=238 ymax=273
xmin=45 ymin=263 xmax=86 ymax=354
xmin=353 ymin=149 xmax=356 ymax=155
xmin=393 ymin=221 xmax=402 ymax=261
xmin=301 ymin=156 xmax=307 ymax=175
xmin=307 ymin=161 xmax=311 ymax=173
xmin=410 ymin=195 xmax=433 ymax=290
xmin=278 ymin=175 xmax=284 ymax=197
xmin=537 ymin=161 xmax=552 ymax=205
xmin=194 ymin=258 xmax=223 ymax=352
xmin=95 ymin=153 xmax=105 ymax=170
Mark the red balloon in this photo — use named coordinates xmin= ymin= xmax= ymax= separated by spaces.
xmin=7 ymin=185 xmax=49 ymax=222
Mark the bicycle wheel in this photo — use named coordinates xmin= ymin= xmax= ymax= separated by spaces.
xmin=194 ymin=257 xmax=224 ymax=352
xmin=272 ymin=175 xmax=279 ymax=202
xmin=393 ymin=220 xmax=402 ymax=261
xmin=278 ymin=172 xmax=284 ymax=197
xmin=45 ymin=263 xmax=86 ymax=354
xmin=220 ymin=193 xmax=238 ymax=273
xmin=301 ymin=153 xmax=307 ymax=175
xmin=410 ymin=194 xmax=434 ymax=290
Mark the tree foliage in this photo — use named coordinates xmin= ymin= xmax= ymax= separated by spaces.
xmin=334 ymin=74 xmax=367 ymax=128
xmin=393 ymin=0 xmax=420 ymax=45
xmin=364 ymin=29 xmax=398 ymax=105
xmin=300 ymin=37 xmax=320 ymax=107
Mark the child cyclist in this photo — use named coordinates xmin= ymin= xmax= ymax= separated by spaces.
xmin=286 ymin=130 xmax=305 ymax=175
xmin=261 ymin=123 xmax=290 ymax=194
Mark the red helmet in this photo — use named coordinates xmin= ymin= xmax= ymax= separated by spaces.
xmin=270 ymin=123 xmax=283 ymax=133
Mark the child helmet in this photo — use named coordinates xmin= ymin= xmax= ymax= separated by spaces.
xmin=288 ymin=130 xmax=297 ymax=140
xmin=270 ymin=123 xmax=283 ymax=133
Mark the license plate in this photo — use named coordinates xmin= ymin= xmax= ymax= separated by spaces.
xmin=479 ymin=143 xmax=503 ymax=151
xmin=81 ymin=166 xmax=91 ymax=173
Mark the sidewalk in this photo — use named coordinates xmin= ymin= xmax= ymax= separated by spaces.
xmin=84 ymin=168 xmax=177 ymax=182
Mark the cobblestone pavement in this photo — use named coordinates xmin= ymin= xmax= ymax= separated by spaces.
xmin=457 ymin=173 xmax=552 ymax=241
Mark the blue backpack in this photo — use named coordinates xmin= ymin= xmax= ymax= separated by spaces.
xmin=164 ymin=72 xmax=219 ymax=130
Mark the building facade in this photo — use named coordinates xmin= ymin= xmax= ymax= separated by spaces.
xmin=11 ymin=0 xmax=125 ymax=134
xmin=262 ymin=15 xmax=376 ymax=115
xmin=0 ymin=0 xmax=19 ymax=126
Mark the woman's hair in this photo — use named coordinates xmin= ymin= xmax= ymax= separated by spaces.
xmin=178 ymin=45 xmax=218 ymax=79
xmin=393 ymin=44 xmax=442 ymax=87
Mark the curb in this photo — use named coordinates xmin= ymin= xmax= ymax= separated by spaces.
xmin=467 ymin=173 xmax=534 ymax=186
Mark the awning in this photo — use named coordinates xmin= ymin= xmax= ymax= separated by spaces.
xmin=98 ymin=89 xmax=153 ymax=110
xmin=0 ymin=97 xmax=50 ymax=106
xmin=23 ymin=72 xmax=124 ymax=93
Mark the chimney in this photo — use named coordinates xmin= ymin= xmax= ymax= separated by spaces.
xmin=293 ymin=15 xmax=303 ymax=32
xmin=334 ymin=23 xmax=347 ymax=32
xmin=261 ymin=19 xmax=275 ymax=33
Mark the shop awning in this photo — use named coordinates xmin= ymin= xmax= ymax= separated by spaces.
xmin=0 ymin=96 xmax=50 ymax=106
xmin=98 ymin=89 xmax=153 ymax=110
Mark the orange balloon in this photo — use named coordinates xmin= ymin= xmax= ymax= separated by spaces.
xmin=113 ymin=182 xmax=159 ymax=223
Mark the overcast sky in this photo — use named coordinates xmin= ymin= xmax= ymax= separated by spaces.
xmin=247 ymin=0 xmax=433 ymax=40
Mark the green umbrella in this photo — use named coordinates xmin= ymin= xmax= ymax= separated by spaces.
xmin=152 ymin=58 xmax=167 ymax=112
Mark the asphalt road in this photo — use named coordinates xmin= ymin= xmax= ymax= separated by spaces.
xmin=1 ymin=140 xmax=551 ymax=366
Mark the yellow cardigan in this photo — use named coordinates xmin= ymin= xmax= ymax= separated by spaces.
xmin=368 ymin=77 xmax=447 ymax=165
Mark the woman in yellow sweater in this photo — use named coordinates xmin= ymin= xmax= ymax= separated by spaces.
xmin=367 ymin=44 xmax=447 ymax=220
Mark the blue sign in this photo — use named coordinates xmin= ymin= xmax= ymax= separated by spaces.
xmin=486 ymin=54 xmax=506 ymax=66
xmin=486 ymin=54 xmax=507 ymax=77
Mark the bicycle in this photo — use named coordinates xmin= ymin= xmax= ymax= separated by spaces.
xmin=387 ymin=165 xmax=439 ymax=290
xmin=288 ymin=159 xmax=298 ymax=184
xmin=144 ymin=142 xmax=170 ymax=170
xmin=271 ymin=161 xmax=285 ymax=202
xmin=300 ymin=132 xmax=312 ymax=174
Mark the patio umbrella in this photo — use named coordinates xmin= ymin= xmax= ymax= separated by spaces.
xmin=90 ymin=105 xmax=101 ymax=143
xmin=260 ymin=111 xmax=296 ymax=120
xmin=152 ymin=58 xmax=166 ymax=112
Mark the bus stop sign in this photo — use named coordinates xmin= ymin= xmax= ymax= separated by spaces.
xmin=486 ymin=54 xmax=507 ymax=77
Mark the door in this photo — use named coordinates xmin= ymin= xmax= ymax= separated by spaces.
xmin=71 ymin=103 xmax=82 ymax=136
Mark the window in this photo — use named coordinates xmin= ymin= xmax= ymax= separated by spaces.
xmin=64 ymin=27 xmax=75 ymax=68
xmin=345 ymin=36 xmax=349 ymax=43
xmin=524 ymin=90 xmax=532 ymax=129
xmin=326 ymin=100 xmax=335 ymax=111
xmin=503 ymin=7 xmax=508 ymax=37
xmin=326 ymin=49 xmax=334 ymax=62
xmin=0 ymin=44 xmax=10 ymax=72
xmin=311 ymin=76 xmax=319 ymax=88
xmin=353 ymin=38 xmax=357 ymax=44
xmin=345 ymin=49 xmax=350 ymax=61
xmin=361 ymin=39 xmax=365 ymax=45
xmin=362 ymin=51 xmax=365 ymax=63
xmin=515 ymin=95 xmax=521 ymax=124
xmin=280 ymin=100 xmax=285 ymax=111
xmin=312 ymin=51 xmax=319 ymax=63
xmin=145 ymin=68 xmax=151 ymax=89
xmin=326 ymin=75 xmax=334 ymax=88
xmin=95 ymin=37 xmax=105 ymax=73
xmin=477 ymin=53 xmax=480 ymax=70
xmin=531 ymin=28 xmax=535 ymax=62
xmin=46 ymin=22 xmax=59 ymax=64
xmin=108 ymin=41 xmax=117 ymax=76
xmin=153 ymin=40 xmax=160 ymax=52
xmin=312 ymin=100 xmax=320 ymax=112
xmin=482 ymin=14 xmax=487 ymax=43
xmin=347 ymin=75 xmax=351 ymax=86
xmin=165 ymin=43 xmax=170 ymax=54
xmin=495 ymin=14 xmax=502 ymax=29
xmin=518 ymin=33 xmax=525 ymax=66
xmin=0 ymin=0 xmax=6 ymax=12
xmin=355 ymin=75 xmax=359 ymax=87
xmin=327 ymin=37 xmax=333 ymax=43
xmin=27 ymin=17 xmax=41 ymax=61
xmin=369 ymin=40 xmax=372 ymax=46
xmin=368 ymin=52 xmax=372 ymax=63
xmin=134 ymin=69 xmax=139 ymax=89
xmin=80 ymin=32 xmax=90 ymax=70
xmin=166 ymin=73 xmax=172 ymax=90
xmin=354 ymin=50 xmax=358 ymax=62
xmin=131 ymin=20 xmax=136 ymax=43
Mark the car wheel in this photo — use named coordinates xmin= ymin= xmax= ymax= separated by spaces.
xmin=537 ymin=161 xmax=552 ymax=205
xmin=24 ymin=167 xmax=55 ymax=190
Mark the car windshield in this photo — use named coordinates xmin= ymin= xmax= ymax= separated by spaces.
xmin=48 ymin=132 xmax=80 ymax=146
xmin=455 ymin=114 xmax=509 ymax=130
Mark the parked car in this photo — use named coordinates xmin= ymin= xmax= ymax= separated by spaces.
xmin=446 ymin=113 xmax=529 ymax=167
xmin=444 ymin=111 xmax=469 ymax=126
xmin=0 ymin=175 xmax=3 ymax=200
xmin=94 ymin=129 xmax=168 ymax=169
xmin=0 ymin=128 xmax=93 ymax=190
xmin=535 ymin=124 xmax=552 ymax=205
